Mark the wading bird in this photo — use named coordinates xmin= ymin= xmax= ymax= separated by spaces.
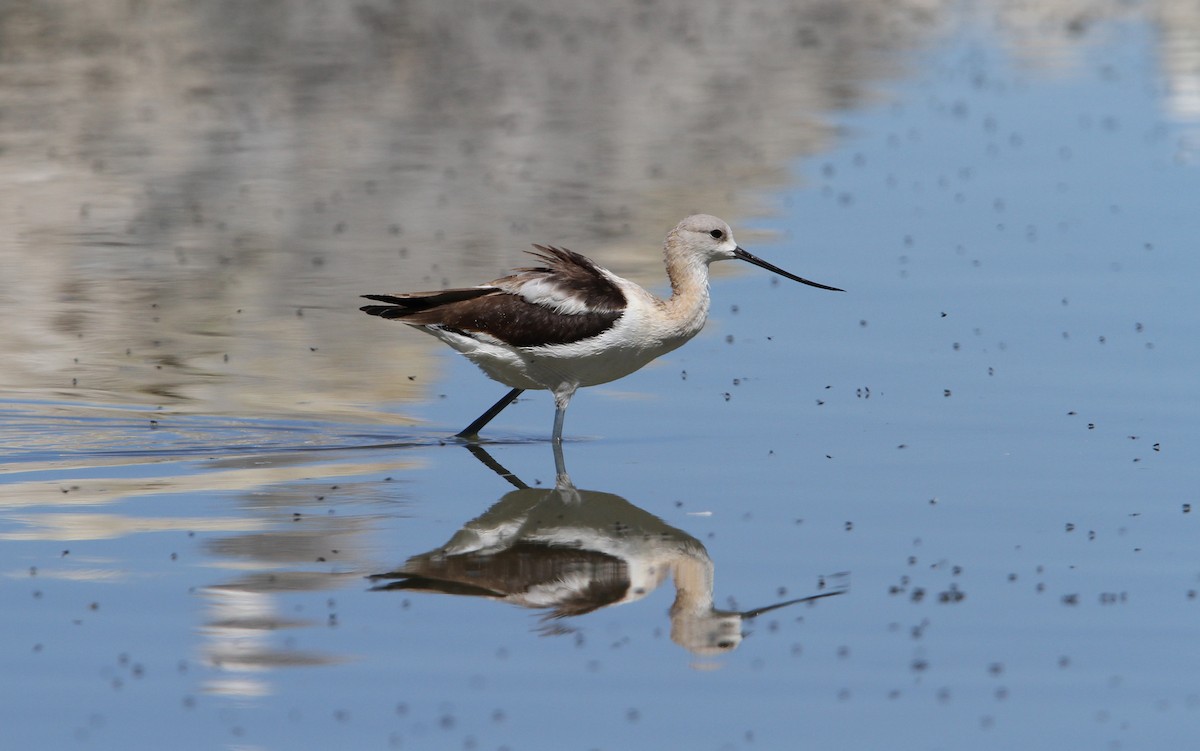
xmin=361 ymin=214 xmax=841 ymax=441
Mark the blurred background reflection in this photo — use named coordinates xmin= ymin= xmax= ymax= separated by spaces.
xmin=1 ymin=0 xmax=958 ymax=418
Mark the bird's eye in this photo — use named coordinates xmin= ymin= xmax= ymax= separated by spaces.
xmin=709 ymin=229 xmax=724 ymax=239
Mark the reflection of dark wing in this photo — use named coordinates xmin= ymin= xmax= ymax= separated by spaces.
xmin=360 ymin=245 xmax=626 ymax=347
xmin=369 ymin=542 xmax=631 ymax=618
xmin=370 ymin=577 xmax=501 ymax=598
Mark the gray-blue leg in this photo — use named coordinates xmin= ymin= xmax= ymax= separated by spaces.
xmin=551 ymin=403 xmax=566 ymax=444
xmin=550 ymin=387 xmax=576 ymax=444
xmin=552 ymin=439 xmax=567 ymax=481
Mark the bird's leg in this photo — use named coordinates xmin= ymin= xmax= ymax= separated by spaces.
xmin=551 ymin=403 xmax=567 ymax=444
xmin=456 ymin=387 xmax=524 ymax=439
xmin=551 ymin=439 xmax=571 ymax=488
xmin=550 ymin=386 xmax=576 ymax=444
xmin=463 ymin=443 xmax=528 ymax=490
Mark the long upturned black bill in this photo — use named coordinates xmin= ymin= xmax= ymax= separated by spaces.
xmin=734 ymin=247 xmax=843 ymax=292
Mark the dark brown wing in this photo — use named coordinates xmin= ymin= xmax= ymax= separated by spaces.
xmin=362 ymin=291 xmax=618 ymax=347
xmin=360 ymin=244 xmax=627 ymax=347
xmin=496 ymin=245 xmax=626 ymax=313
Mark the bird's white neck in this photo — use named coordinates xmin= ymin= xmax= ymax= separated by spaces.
xmin=662 ymin=246 xmax=712 ymax=338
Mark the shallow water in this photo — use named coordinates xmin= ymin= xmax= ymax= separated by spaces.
xmin=3 ymin=2 xmax=1200 ymax=749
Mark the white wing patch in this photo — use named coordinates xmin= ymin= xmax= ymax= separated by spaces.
xmin=514 ymin=278 xmax=598 ymax=315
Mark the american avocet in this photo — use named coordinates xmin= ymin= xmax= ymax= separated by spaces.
xmin=361 ymin=214 xmax=841 ymax=442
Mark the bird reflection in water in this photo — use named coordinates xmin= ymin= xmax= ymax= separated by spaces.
xmin=369 ymin=444 xmax=846 ymax=656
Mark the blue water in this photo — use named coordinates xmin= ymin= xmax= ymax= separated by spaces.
xmin=3 ymin=14 xmax=1200 ymax=751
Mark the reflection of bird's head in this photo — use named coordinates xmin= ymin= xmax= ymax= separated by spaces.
xmin=669 ymin=586 xmax=850 ymax=656
xmin=669 ymin=607 xmax=744 ymax=656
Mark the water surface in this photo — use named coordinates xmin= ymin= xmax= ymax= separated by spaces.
xmin=3 ymin=2 xmax=1199 ymax=749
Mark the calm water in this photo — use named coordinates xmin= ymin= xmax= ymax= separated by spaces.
xmin=3 ymin=2 xmax=1199 ymax=749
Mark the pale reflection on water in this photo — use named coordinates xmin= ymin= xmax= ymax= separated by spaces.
xmin=199 ymin=586 xmax=346 ymax=698
xmin=0 ymin=0 xmax=950 ymax=420
xmin=4 ymin=0 xmax=1196 ymax=419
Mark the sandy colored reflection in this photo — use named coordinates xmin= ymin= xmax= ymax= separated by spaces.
xmin=0 ymin=0 xmax=960 ymax=420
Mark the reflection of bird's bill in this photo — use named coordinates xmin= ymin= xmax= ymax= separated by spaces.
xmin=735 ymin=583 xmax=849 ymax=618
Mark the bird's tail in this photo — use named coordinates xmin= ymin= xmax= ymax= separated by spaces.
xmin=360 ymin=288 xmax=496 ymax=319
